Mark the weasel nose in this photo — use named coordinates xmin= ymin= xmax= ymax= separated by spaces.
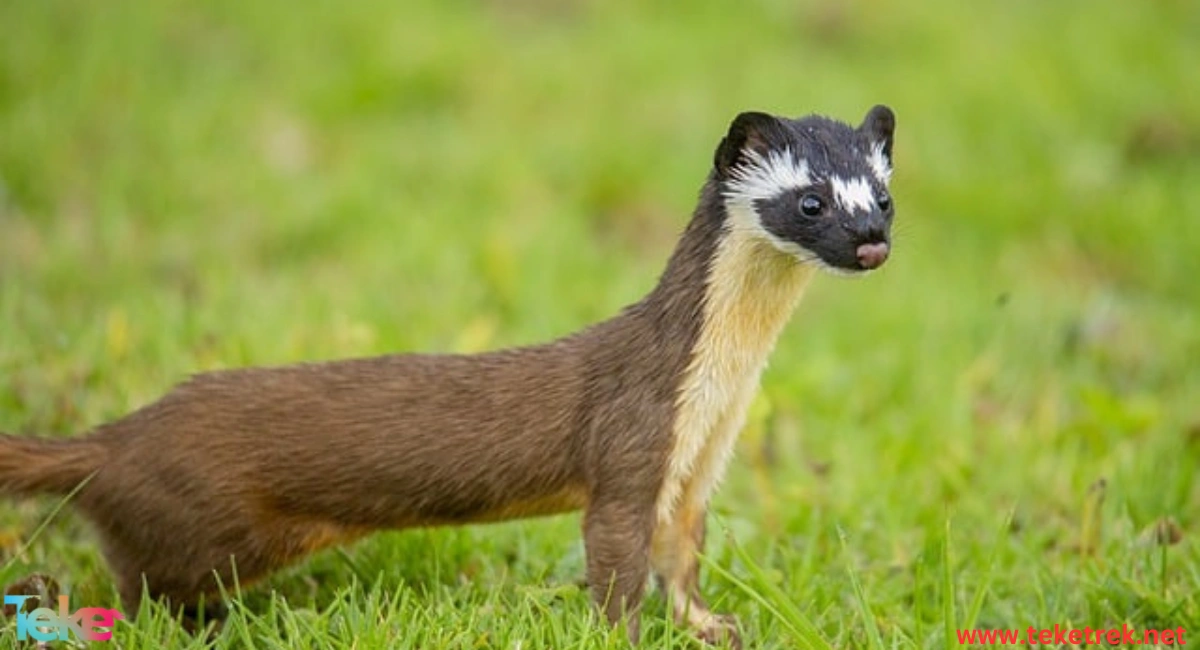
xmin=856 ymin=242 xmax=890 ymax=269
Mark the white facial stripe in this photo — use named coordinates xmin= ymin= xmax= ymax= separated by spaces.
xmin=830 ymin=175 xmax=875 ymax=214
xmin=722 ymin=147 xmax=811 ymax=207
xmin=867 ymin=141 xmax=892 ymax=183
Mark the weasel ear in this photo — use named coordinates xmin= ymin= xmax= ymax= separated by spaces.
xmin=714 ymin=111 xmax=787 ymax=175
xmin=859 ymin=104 xmax=896 ymax=162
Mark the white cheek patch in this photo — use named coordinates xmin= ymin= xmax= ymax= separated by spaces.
xmin=722 ymin=148 xmax=811 ymax=207
xmin=830 ymin=175 xmax=875 ymax=214
xmin=722 ymin=147 xmax=817 ymax=257
xmin=867 ymin=141 xmax=892 ymax=184
xmin=722 ymin=150 xmax=820 ymax=264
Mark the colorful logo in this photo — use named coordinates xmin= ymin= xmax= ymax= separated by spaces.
xmin=3 ymin=594 xmax=124 ymax=642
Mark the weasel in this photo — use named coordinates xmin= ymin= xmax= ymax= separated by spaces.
xmin=0 ymin=106 xmax=896 ymax=646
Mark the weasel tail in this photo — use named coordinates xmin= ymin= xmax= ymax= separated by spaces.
xmin=0 ymin=433 xmax=105 ymax=496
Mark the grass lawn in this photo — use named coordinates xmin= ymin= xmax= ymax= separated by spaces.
xmin=1 ymin=0 xmax=1197 ymax=647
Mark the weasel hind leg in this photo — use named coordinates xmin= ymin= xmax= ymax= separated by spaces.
xmin=96 ymin=517 xmax=339 ymax=623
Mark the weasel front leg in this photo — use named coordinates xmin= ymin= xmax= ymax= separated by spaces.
xmin=583 ymin=497 xmax=655 ymax=643
xmin=651 ymin=501 xmax=741 ymax=648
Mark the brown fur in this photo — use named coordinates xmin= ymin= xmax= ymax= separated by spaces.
xmin=1 ymin=107 xmax=895 ymax=646
xmin=0 ymin=185 xmax=724 ymax=633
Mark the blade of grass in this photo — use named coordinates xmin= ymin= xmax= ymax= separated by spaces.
xmin=913 ymin=549 xmax=927 ymax=648
xmin=962 ymin=508 xmax=1014 ymax=631
xmin=1080 ymin=478 xmax=1107 ymax=559
xmin=700 ymin=531 xmax=835 ymax=650
xmin=2 ymin=471 xmax=95 ymax=572
xmin=942 ymin=517 xmax=959 ymax=649
xmin=837 ymin=525 xmax=885 ymax=650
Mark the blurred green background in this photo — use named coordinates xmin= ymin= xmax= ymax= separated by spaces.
xmin=1 ymin=0 xmax=1197 ymax=647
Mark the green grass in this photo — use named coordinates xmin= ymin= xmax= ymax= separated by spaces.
xmin=2 ymin=0 xmax=1198 ymax=647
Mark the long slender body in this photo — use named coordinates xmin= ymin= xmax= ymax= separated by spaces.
xmin=0 ymin=106 xmax=897 ymax=645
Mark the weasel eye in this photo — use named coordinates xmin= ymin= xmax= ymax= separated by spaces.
xmin=799 ymin=194 xmax=824 ymax=217
xmin=877 ymin=192 xmax=892 ymax=212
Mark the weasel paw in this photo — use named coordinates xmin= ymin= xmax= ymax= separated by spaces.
xmin=696 ymin=612 xmax=741 ymax=649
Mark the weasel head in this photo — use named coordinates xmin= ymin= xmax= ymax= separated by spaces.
xmin=715 ymin=105 xmax=896 ymax=275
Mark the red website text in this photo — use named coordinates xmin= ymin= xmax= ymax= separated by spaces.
xmin=957 ymin=625 xmax=1185 ymax=646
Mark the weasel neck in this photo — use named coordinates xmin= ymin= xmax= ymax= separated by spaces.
xmin=651 ymin=182 xmax=816 ymax=522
